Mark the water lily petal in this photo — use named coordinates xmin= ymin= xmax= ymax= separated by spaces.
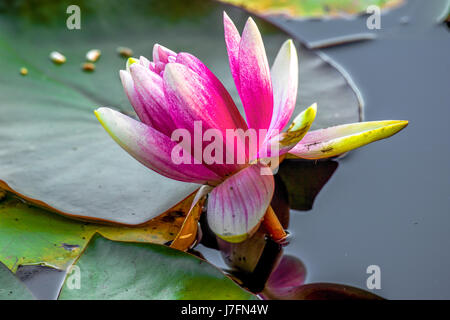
xmin=152 ymin=43 xmax=177 ymax=64
xmin=207 ymin=164 xmax=274 ymax=243
xmin=239 ymin=18 xmax=273 ymax=132
xmin=138 ymin=56 xmax=151 ymax=69
xmin=119 ymin=70 xmax=152 ymax=126
xmin=94 ymin=107 xmax=221 ymax=184
xmin=129 ymin=64 xmax=177 ymax=136
xmin=176 ymin=52 xmax=248 ymax=131
xmin=289 ymin=120 xmax=409 ymax=159
xmin=163 ymin=62 xmax=246 ymax=176
xmin=223 ymin=11 xmax=242 ymax=95
xmin=260 ymin=104 xmax=317 ymax=158
xmin=267 ymin=39 xmax=299 ymax=139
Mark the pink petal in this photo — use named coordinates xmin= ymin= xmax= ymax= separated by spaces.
xmin=138 ymin=56 xmax=151 ymax=69
xmin=267 ymin=39 xmax=299 ymax=139
xmin=119 ymin=70 xmax=152 ymax=126
xmin=95 ymin=107 xmax=221 ymax=184
xmin=129 ymin=64 xmax=177 ymax=137
xmin=176 ymin=52 xmax=248 ymax=132
xmin=223 ymin=12 xmax=242 ymax=96
xmin=238 ymin=18 xmax=273 ymax=132
xmin=163 ymin=63 xmax=247 ymax=176
xmin=152 ymin=43 xmax=177 ymax=64
xmin=207 ymin=164 xmax=274 ymax=243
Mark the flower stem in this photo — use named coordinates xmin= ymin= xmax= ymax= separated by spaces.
xmin=262 ymin=205 xmax=287 ymax=243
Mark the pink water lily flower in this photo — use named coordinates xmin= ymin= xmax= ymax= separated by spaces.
xmin=95 ymin=13 xmax=408 ymax=243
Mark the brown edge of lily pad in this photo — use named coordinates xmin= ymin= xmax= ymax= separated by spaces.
xmin=0 ymin=179 xmax=198 ymax=227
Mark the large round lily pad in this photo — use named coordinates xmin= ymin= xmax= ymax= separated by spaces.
xmin=58 ymin=235 xmax=256 ymax=299
xmin=0 ymin=0 xmax=361 ymax=225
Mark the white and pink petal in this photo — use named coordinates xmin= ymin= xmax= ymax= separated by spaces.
xmin=119 ymin=69 xmax=153 ymax=126
xmin=152 ymin=44 xmax=177 ymax=64
xmin=94 ymin=107 xmax=221 ymax=184
xmin=267 ymin=39 xmax=299 ymax=140
xmin=129 ymin=63 xmax=177 ymax=136
xmin=207 ymin=164 xmax=274 ymax=243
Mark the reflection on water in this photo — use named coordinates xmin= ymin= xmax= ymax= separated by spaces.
xmin=197 ymin=158 xmax=349 ymax=297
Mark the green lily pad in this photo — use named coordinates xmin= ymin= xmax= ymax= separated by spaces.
xmin=0 ymin=0 xmax=361 ymax=225
xmin=0 ymin=193 xmax=198 ymax=272
xmin=58 ymin=235 xmax=256 ymax=299
xmin=217 ymin=0 xmax=404 ymax=19
xmin=0 ymin=262 xmax=34 ymax=300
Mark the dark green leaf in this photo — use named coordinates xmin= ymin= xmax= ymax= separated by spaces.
xmin=58 ymin=235 xmax=256 ymax=300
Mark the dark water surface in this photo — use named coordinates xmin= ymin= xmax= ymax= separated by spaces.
xmin=200 ymin=0 xmax=450 ymax=300
xmin=272 ymin=0 xmax=450 ymax=299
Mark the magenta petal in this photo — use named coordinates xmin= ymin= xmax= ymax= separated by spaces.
xmin=207 ymin=164 xmax=274 ymax=242
xmin=223 ymin=12 xmax=242 ymax=96
xmin=129 ymin=64 xmax=177 ymax=137
xmin=163 ymin=62 xmax=246 ymax=176
xmin=95 ymin=107 xmax=221 ymax=184
xmin=238 ymin=18 xmax=273 ymax=132
xmin=152 ymin=43 xmax=177 ymax=64
xmin=176 ymin=52 xmax=248 ymax=132
xmin=119 ymin=70 xmax=152 ymax=126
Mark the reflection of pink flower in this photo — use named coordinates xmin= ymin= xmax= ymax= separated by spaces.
xmin=95 ymin=13 xmax=408 ymax=243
